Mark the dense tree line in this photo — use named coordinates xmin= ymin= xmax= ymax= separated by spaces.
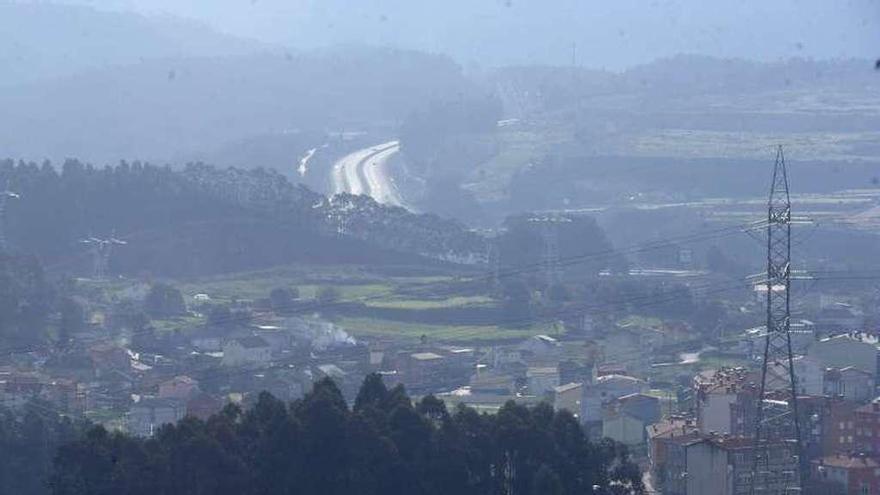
xmin=0 ymin=160 xmax=484 ymax=277
xmin=0 ymin=255 xmax=56 ymax=346
xmin=497 ymin=213 xmax=625 ymax=284
xmin=0 ymin=404 xmax=86 ymax=495
xmin=51 ymin=375 xmax=643 ymax=495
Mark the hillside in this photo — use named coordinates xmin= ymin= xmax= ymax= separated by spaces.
xmin=0 ymin=2 xmax=264 ymax=86
xmin=0 ymin=47 xmax=473 ymax=165
xmin=0 ymin=159 xmax=485 ymax=277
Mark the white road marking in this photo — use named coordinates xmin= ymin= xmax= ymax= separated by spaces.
xmin=330 ymin=141 xmax=404 ymax=207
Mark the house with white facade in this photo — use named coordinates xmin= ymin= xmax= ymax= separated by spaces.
xmin=127 ymin=398 xmax=186 ymax=437
xmin=222 ymin=336 xmax=272 ymax=367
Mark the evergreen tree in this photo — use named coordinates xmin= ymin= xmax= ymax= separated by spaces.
xmin=49 ymin=375 xmax=645 ymax=495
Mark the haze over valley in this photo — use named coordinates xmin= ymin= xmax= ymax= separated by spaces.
xmin=1 ymin=2 xmax=880 ymax=494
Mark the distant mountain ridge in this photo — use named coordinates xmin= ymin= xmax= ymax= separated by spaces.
xmin=0 ymin=46 xmax=473 ymax=164
xmin=0 ymin=2 xmax=266 ymax=86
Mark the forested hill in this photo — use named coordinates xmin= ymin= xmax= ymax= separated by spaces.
xmin=0 ymin=160 xmax=485 ymax=277
xmin=0 ymin=3 xmax=264 ymax=87
xmin=49 ymin=375 xmax=644 ymax=495
xmin=0 ymin=48 xmax=473 ymax=164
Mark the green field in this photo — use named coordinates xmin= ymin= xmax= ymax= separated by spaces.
xmin=365 ymin=295 xmax=495 ymax=310
xmin=168 ymin=263 xmax=519 ymax=343
xmin=335 ymin=317 xmax=557 ymax=343
xmin=175 ymin=264 xmax=398 ymax=301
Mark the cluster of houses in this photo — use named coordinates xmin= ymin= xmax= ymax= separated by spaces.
xmin=2 ymin=280 xmax=880 ymax=495
xmin=643 ymin=332 xmax=880 ymax=495
xmin=0 ymin=302 xmax=673 ymax=446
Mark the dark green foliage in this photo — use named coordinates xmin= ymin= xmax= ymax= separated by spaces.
xmin=0 ymin=255 xmax=55 ymax=345
xmin=400 ymin=94 xmax=502 ymax=171
xmin=109 ymin=299 xmax=151 ymax=332
xmin=0 ymin=160 xmax=381 ymax=277
xmin=57 ymin=296 xmax=86 ymax=347
xmin=0 ymin=404 xmax=86 ymax=495
xmin=50 ymin=374 xmax=644 ymax=495
xmin=315 ymin=286 xmax=341 ymax=305
xmin=0 ymin=160 xmax=484 ymax=277
xmin=144 ymin=283 xmax=186 ymax=319
xmin=268 ymin=287 xmax=298 ymax=313
xmin=532 ymin=464 xmax=564 ymax=495
xmin=205 ymin=304 xmax=252 ymax=331
xmin=499 ymin=278 xmax=535 ymax=326
xmin=497 ymin=214 xmax=615 ymax=285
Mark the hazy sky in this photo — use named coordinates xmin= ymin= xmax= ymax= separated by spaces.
xmin=52 ymin=0 xmax=880 ymax=68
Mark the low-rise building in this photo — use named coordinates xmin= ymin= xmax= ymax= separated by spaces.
xmin=158 ymin=375 xmax=199 ymax=400
xmin=88 ymin=343 xmax=130 ymax=377
xmin=470 ymin=369 xmax=515 ymax=396
xmin=526 ymin=366 xmax=559 ymax=396
xmin=517 ymin=335 xmax=561 ymax=362
xmin=602 ymin=393 xmax=660 ymax=446
xmin=824 ymin=367 xmax=875 ymax=403
xmin=693 ymin=367 xmax=753 ymax=435
xmin=186 ymin=393 xmax=224 ymax=420
xmin=685 ymin=435 xmax=796 ymax=495
xmin=222 ymin=336 xmax=272 ymax=367
xmin=854 ymin=398 xmax=880 ymax=455
xmin=402 ymin=352 xmax=447 ymax=391
xmin=583 ymin=374 xmax=647 ymax=422
xmin=811 ymin=454 xmax=880 ymax=495
xmin=810 ymin=334 xmax=878 ymax=377
xmin=126 ymin=398 xmax=186 ymax=437
xmin=553 ymin=382 xmax=582 ymax=417
xmin=647 ymin=416 xmax=700 ymax=495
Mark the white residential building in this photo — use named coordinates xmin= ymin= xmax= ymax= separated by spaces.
xmin=222 ymin=336 xmax=272 ymax=367
xmin=127 ymin=398 xmax=186 ymax=437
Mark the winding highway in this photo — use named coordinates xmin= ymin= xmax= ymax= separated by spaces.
xmin=331 ymin=140 xmax=405 ymax=207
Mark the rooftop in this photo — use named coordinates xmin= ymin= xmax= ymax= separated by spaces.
xmin=234 ymin=336 xmax=271 ymax=349
xmin=554 ymin=382 xmax=582 ymax=394
xmin=693 ymin=367 xmax=752 ymax=394
xmin=317 ymin=364 xmax=346 ymax=379
xmin=411 ymin=352 xmax=444 ymax=361
xmin=814 ymin=454 xmax=880 ymax=469
xmin=595 ymin=373 xmax=645 ymax=385
xmin=534 ymin=335 xmax=559 ymax=344
xmin=646 ymin=415 xmax=698 ymax=440
xmin=527 ymin=367 xmax=558 ymax=377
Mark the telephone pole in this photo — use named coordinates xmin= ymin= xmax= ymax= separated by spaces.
xmin=749 ymin=146 xmax=803 ymax=494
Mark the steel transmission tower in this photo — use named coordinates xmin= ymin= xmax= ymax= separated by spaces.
xmin=80 ymin=236 xmax=127 ymax=279
xmin=0 ymin=187 xmax=20 ymax=253
xmin=749 ymin=146 xmax=803 ymax=494
xmin=528 ymin=215 xmax=570 ymax=288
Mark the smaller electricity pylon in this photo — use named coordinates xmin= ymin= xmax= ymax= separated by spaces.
xmin=527 ymin=215 xmax=571 ymax=288
xmin=80 ymin=235 xmax=127 ymax=279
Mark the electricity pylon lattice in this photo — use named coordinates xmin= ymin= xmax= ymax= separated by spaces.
xmin=80 ymin=235 xmax=127 ymax=280
xmin=750 ymin=146 xmax=803 ymax=494
xmin=528 ymin=215 xmax=570 ymax=287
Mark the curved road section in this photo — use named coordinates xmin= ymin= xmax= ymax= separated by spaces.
xmin=331 ymin=140 xmax=405 ymax=207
